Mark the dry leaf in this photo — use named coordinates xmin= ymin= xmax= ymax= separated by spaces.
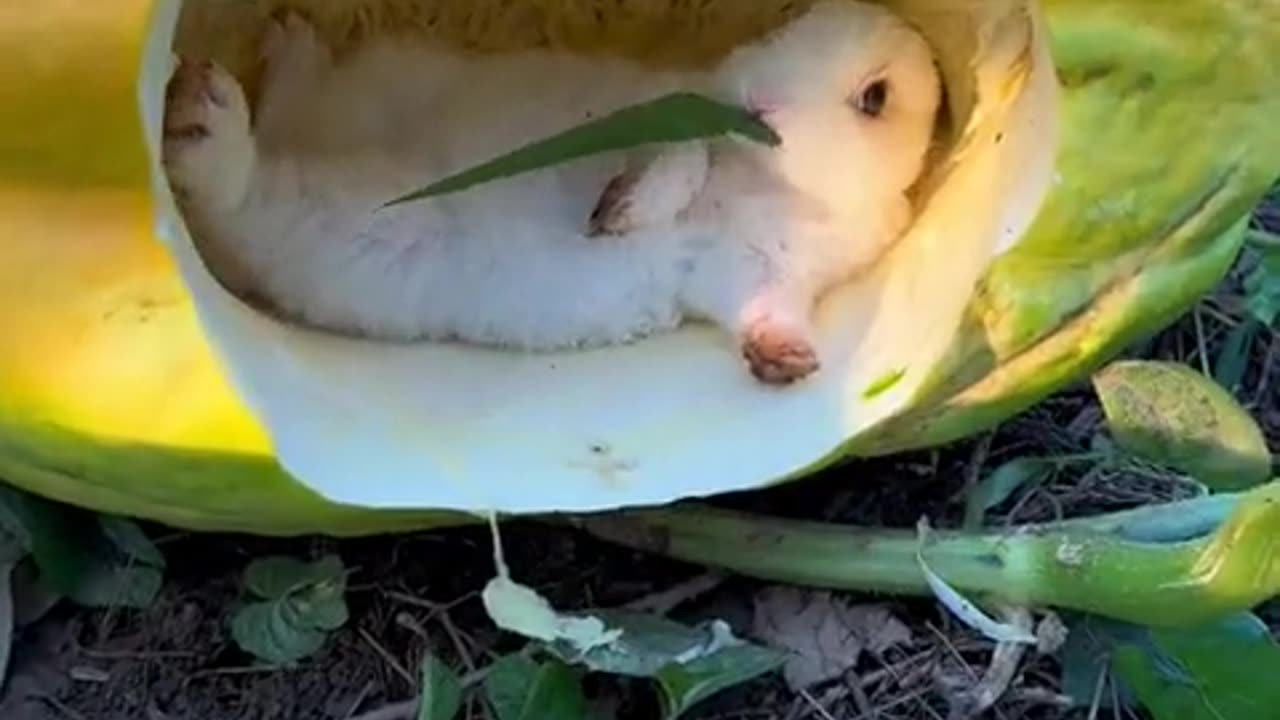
xmin=751 ymin=586 xmax=912 ymax=691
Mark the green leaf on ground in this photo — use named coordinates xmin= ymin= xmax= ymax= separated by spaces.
xmin=243 ymin=554 xmax=345 ymax=600
xmin=68 ymin=517 xmax=166 ymax=608
xmin=417 ymin=651 xmax=464 ymax=720
xmin=1213 ymin=318 xmax=1261 ymax=391
xmin=1242 ymin=236 xmax=1280 ymax=326
xmin=1113 ymin=612 xmax=1280 ymax=720
xmin=230 ymin=601 xmax=329 ymax=666
xmin=481 ymin=574 xmax=621 ymax=652
xmin=1057 ymin=612 xmax=1280 ymax=720
xmin=1092 ymin=360 xmax=1273 ymax=491
xmin=533 ymin=605 xmax=783 ymax=718
xmin=543 ymin=608 xmax=775 ymax=679
xmin=0 ymin=487 xmax=162 ymax=609
xmin=963 ymin=457 xmax=1055 ymax=529
xmin=1057 ymin=614 xmax=1144 ymax=710
xmin=98 ymin=516 xmax=166 ymax=569
xmin=0 ymin=503 xmax=158 ymax=691
xmin=68 ymin=564 xmax=164 ymax=609
xmin=382 ymin=92 xmax=779 ymax=207
xmin=231 ymin=554 xmax=350 ymax=665
xmin=654 ymin=641 xmax=786 ymax=720
xmin=0 ymin=486 xmax=88 ymax=597
xmin=483 ymin=653 xmax=587 ymax=720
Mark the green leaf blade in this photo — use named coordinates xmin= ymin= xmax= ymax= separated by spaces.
xmin=1057 ymin=615 xmax=1140 ymax=711
xmin=1213 ymin=319 xmax=1260 ymax=392
xmin=963 ymin=457 xmax=1054 ymax=529
xmin=1112 ymin=613 xmax=1280 ymax=720
xmin=0 ymin=488 xmax=163 ymax=609
xmin=231 ymin=600 xmax=329 ymax=666
xmin=483 ymin=654 xmax=587 ymax=720
xmin=292 ymin=587 xmax=349 ymax=631
xmin=231 ymin=554 xmax=349 ymax=666
xmin=543 ymin=609 xmax=751 ymax=678
xmin=244 ymin=554 xmax=345 ymax=600
xmin=417 ymin=652 xmax=464 ymax=720
xmin=67 ymin=564 xmax=163 ymax=609
xmin=483 ymin=654 xmax=541 ymax=720
xmin=0 ymin=489 xmax=91 ymax=598
xmin=97 ymin=517 xmax=165 ymax=569
xmin=654 ymin=643 xmax=786 ymax=720
xmin=383 ymin=92 xmax=778 ymax=207
xmin=1243 ymin=239 xmax=1280 ymax=326
xmin=1057 ymin=611 xmax=1280 ymax=720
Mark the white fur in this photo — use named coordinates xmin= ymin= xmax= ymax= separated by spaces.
xmin=163 ymin=0 xmax=942 ymax=383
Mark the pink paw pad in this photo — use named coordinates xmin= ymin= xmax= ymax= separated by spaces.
xmin=741 ymin=321 xmax=820 ymax=385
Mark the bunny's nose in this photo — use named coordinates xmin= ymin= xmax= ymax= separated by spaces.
xmin=744 ymin=89 xmax=780 ymax=118
xmin=745 ymin=93 xmax=783 ymax=142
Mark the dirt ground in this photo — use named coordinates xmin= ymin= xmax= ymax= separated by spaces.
xmin=2 ymin=192 xmax=1277 ymax=720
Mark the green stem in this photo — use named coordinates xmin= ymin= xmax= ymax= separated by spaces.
xmin=572 ymin=482 xmax=1280 ymax=628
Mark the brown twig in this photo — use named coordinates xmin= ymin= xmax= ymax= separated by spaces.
xmin=796 ymin=686 xmax=843 ymax=720
xmin=341 ymin=681 xmax=375 ymax=720
xmin=360 ymin=627 xmax=416 ymax=687
xmin=33 ymin=694 xmax=90 ymax=720
xmin=944 ymin=606 xmax=1034 ymax=720
xmin=621 ymin=571 xmax=727 ymax=614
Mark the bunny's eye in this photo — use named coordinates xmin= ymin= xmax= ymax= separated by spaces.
xmin=855 ymin=79 xmax=889 ymax=118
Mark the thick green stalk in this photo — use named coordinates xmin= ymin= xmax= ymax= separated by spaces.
xmin=574 ymin=482 xmax=1280 ymax=628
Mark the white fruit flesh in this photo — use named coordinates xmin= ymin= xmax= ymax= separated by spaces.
xmin=141 ymin=0 xmax=1060 ymax=514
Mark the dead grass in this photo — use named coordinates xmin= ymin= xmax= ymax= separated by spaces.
xmin=2 ymin=189 xmax=1278 ymax=720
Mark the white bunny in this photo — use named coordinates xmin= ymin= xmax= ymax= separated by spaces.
xmin=163 ymin=0 xmax=941 ymax=384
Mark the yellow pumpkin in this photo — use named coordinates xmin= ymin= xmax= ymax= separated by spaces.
xmin=0 ymin=0 xmax=1275 ymax=535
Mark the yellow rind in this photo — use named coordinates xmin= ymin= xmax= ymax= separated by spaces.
xmin=0 ymin=1 xmax=458 ymax=533
xmin=0 ymin=0 xmax=1020 ymax=531
xmin=1 ymin=0 xmax=1264 ymax=533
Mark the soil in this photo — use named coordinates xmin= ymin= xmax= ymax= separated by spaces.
xmin=2 ymin=189 xmax=1277 ymax=720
